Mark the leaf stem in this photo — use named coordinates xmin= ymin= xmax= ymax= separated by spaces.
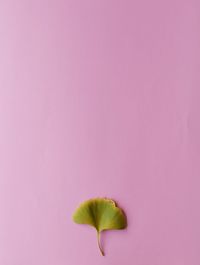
xmin=97 ymin=231 xmax=105 ymax=256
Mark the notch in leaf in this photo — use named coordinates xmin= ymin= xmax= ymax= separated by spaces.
xmin=72 ymin=198 xmax=127 ymax=256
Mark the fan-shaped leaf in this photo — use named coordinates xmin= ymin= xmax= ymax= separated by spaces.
xmin=73 ymin=198 xmax=127 ymax=256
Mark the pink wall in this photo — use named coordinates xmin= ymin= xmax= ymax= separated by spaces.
xmin=0 ymin=1 xmax=200 ymax=264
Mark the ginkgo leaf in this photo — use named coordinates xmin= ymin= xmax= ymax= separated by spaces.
xmin=72 ymin=198 xmax=127 ymax=256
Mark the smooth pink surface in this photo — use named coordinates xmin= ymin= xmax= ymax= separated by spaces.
xmin=0 ymin=1 xmax=200 ymax=264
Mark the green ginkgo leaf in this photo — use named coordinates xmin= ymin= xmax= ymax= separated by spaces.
xmin=72 ymin=198 xmax=127 ymax=256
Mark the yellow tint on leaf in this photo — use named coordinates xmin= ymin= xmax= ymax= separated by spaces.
xmin=72 ymin=198 xmax=127 ymax=256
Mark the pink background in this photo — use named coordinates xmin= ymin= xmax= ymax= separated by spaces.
xmin=0 ymin=1 xmax=200 ymax=264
